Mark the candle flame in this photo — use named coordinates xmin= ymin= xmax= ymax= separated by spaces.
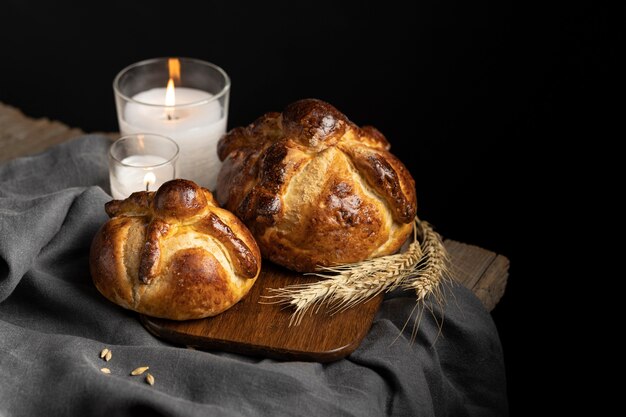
xmin=165 ymin=78 xmax=176 ymax=120
xmin=168 ymin=58 xmax=181 ymax=83
xmin=144 ymin=172 xmax=157 ymax=192
xmin=164 ymin=58 xmax=180 ymax=120
xmin=165 ymin=78 xmax=176 ymax=107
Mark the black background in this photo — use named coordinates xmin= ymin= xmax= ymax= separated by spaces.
xmin=0 ymin=1 xmax=618 ymax=414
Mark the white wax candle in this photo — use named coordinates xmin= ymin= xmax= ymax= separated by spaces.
xmin=119 ymin=87 xmax=226 ymax=190
xmin=110 ymin=154 xmax=173 ymax=200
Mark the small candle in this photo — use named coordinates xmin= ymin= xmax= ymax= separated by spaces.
xmin=109 ymin=155 xmax=171 ymax=199
xmin=108 ymin=134 xmax=179 ymax=200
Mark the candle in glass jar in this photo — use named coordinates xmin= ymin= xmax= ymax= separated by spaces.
xmin=109 ymin=154 xmax=173 ymax=200
xmin=119 ymin=87 xmax=226 ymax=190
xmin=108 ymin=134 xmax=179 ymax=200
xmin=114 ymin=58 xmax=230 ymax=191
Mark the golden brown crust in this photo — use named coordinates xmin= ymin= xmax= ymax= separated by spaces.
xmin=138 ymin=219 xmax=171 ymax=284
xmin=216 ymin=98 xmax=417 ymax=272
xmin=338 ymin=144 xmax=416 ymax=224
xmin=90 ymin=179 xmax=262 ymax=320
xmin=282 ymin=99 xmax=348 ymax=149
xmin=105 ymin=191 xmax=152 ymax=217
xmin=196 ymin=213 xmax=259 ymax=279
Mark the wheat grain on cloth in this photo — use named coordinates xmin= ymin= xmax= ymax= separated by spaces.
xmin=0 ymin=135 xmax=508 ymax=416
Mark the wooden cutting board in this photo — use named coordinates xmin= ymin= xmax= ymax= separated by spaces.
xmin=140 ymin=262 xmax=383 ymax=362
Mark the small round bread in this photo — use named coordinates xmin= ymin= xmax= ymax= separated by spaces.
xmin=90 ymin=179 xmax=261 ymax=320
xmin=216 ymin=98 xmax=417 ymax=272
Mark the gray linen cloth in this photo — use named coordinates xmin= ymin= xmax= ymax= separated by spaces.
xmin=0 ymin=135 xmax=508 ymax=416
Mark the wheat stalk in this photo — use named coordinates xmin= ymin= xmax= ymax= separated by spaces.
xmin=403 ymin=219 xmax=450 ymax=301
xmin=400 ymin=219 xmax=451 ymax=343
xmin=263 ymin=216 xmax=449 ymax=327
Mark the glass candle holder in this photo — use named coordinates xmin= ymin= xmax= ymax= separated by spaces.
xmin=109 ymin=134 xmax=179 ymax=200
xmin=113 ymin=57 xmax=230 ymax=191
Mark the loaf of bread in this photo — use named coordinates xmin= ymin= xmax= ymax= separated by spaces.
xmin=216 ymin=98 xmax=417 ymax=272
xmin=90 ymin=179 xmax=261 ymax=320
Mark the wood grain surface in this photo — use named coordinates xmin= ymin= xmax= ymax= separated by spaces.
xmin=141 ymin=262 xmax=383 ymax=362
xmin=140 ymin=239 xmax=508 ymax=361
xmin=0 ymin=102 xmax=118 ymax=162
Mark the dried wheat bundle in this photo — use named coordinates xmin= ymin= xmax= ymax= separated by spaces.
xmin=263 ymin=216 xmax=450 ymax=326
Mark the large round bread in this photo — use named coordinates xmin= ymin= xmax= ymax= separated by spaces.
xmin=89 ymin=179 xmax=261 ymax=320
xmin=216 ymin=98 xmax=417 ymax=272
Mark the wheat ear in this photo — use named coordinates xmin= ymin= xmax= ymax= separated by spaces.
xmin=403 ymin=219 xmax=450 ymax=302
xmin=399 ymin=220 xmax=451 ymax=343
xmin=263 ymin=216 xmax=449 ymax=327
